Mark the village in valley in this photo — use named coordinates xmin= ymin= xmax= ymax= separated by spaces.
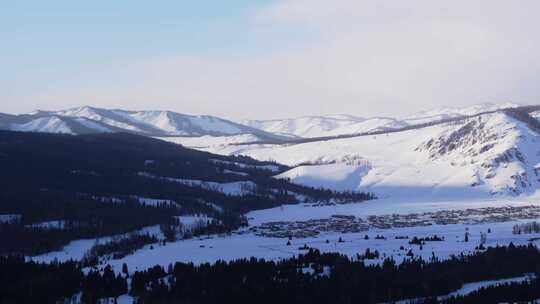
xmin=250 ymin=205 xmax=540 ymax=239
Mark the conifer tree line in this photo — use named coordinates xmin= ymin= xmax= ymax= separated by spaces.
xmin=513 ymin=221 xmax=540 ymax=234
xmin=131 ymin=243 xmax=540 ymax=304
xmin=4 ymin=244 xmax=540 ymax=303
xmin=0 ymin=131 xmax=373 ymax=255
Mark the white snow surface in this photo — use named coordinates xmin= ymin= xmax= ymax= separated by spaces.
xmin=242 ymin=115 xmax=411 ymax=138
xmin=185 ymin=115 xmax=241 ymax=134
xmin=61 ymin=106 xmax=146 ymax=132
xmin=3 ymin=106 xmax=266 ymax=137
xmin=242 ymin=115 xmax=366 ymax=138
xmin=31 ymin=192 xmax=540 ymax=271
xmin=439 ymin=273 xmax=535 ymax=300
xmin=207 ymin=112 xmax=540 ymax=199
xmin=55 ymin=106 xmax=246 ymax=136
xmin=127 ymin=111 xmax=185 ymax=135
xmin=401 ymin=102 xmax=519 ymax=125
xmin=173 ymin=179 xmax=256 ymax=196
xmin=74 ymin=117 xmax=113 ymax=133
xmin=83 ymin=209 xmax=540 ymax=274
xmin=116 ymin=295 xmax=135 ymax=304
xmin=276 ymin=163 xmax=371 ymax=191
xmin=322 ymin=117 xmax=407 ymax=137
xmin=242 ymin=103 xmax=519 ymax=139
xmin=31 ymin=225 xmax=163 ymax=264
xmin=157 ymin=134 xmax=260 ymax=148
xmin=392 ymin=273 xmax=536 ymax=303
xmin=10 ymin=103 xmax=519 ymax=138
xmin=10 ymin=117 xmax=73 ymax=134
xmin=137 ymin=172 xmax=257 ymax=196
xmin=245 ymin=195 xmax=536 ymax=226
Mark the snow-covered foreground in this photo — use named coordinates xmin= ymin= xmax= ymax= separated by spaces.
xmin=439 ymin=273 xmax=535 ymax=300
xmin=31 ymin=225 xmax=163 ymax=263
xmin=392 ymin=273 xmax=536 ymax=304
xmin=93 ymin=216 xmax=540 ymax=274
xmin=32 ymin=196 xmax=540 ymax=275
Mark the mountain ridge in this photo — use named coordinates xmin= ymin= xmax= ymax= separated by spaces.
xmin=0 ymin=106 xmax=286 ymax=141
xmin=201 ymin=108 xmax=540 ymax=199
xmin=241 ymin=102 xmax=520 ymax=139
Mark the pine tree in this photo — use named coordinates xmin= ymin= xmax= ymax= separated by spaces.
xmin=122 ymin=263 xmax=129 ymax=276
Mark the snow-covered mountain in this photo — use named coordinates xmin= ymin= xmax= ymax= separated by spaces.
xmin=242 ymin=115 xmax=410 ymax=138
xmin=242 ymin=103 xmax=519 ymax=139
xmin=400 ymin=102 xmax=519 ymax=125
xmin=3 ymin=103 xmax=536 ymax=200
xmin=0 ymin=106 xmax=284 ymax=141
xmin=0 ymin=112 xmax=118 ymax=135
xmin=202 ymin=108 xmax=540 ymax=199
xmin=1 ymin=103 xmax=519 ymax=142
xmin=242 ymin=115 xmax=363 ymax=138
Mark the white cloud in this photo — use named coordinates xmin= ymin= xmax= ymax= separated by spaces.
xmin=7 ymin=0 xmax=540 ymax=119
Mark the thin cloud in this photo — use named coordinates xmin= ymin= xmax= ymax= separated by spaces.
xmin=5 ymin=0 xmax=540 ymax=119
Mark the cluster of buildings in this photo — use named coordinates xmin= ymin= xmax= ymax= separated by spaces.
xmin=251 ymin=205 xmax=540 ymax=238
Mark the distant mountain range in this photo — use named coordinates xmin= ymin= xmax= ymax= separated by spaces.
xmin=242 ymin=103 xmax=519 ymax=138
xmin=0 ymin=103 xmax=520 ymax=142
xmin=6 ymin=103 xmax=540 ymax=198
xmin=0 ymin=106 xmax=283 ymax=141
xmin=242 ymin=115 xmax=406 ymax=138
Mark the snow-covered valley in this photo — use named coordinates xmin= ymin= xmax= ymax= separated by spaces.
xmin=32 ymin=196 xmax=540 ymax=271
xmin=14 ymin=104 xmax=540 ymax=269
xmin=6 ymin=103 xmax=540 ymax=303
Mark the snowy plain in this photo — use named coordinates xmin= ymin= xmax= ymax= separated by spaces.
xmin=31 ymin=194 xmax=540 ymax=270
xmin=86 ymin=210 xmax=540 ymax=274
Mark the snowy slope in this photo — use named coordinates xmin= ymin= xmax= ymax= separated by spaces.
xmin=157 ymin=134 xmax=262 ymax=149
xmin=55 ymin=106 xmax=281 ymax=138
xmin=10 ymin=116 xmax=74 ymax=134
xmin=6 ymin=115 xmax=116 ymax=135
xmin=0 ymin=106 xmax=284 ymax=140
xmin=242 ymin=115 xmax=409 ymax=138
xmin=206 ymin=111 xmax=540 ymax=199
xmin=529 ymin=110 xmax=540 ymax=121
xmin=110 ymin=109 xmax=247 ymax=136
xmin=2 ymin=103 xmax=520 ymax=138
xmin=242 ymin=115 xmax=366 ymax=138
xmin=322 ymin=117 xmax=407 ymax=137
xmin=242 ymin=103 xmax=519 ymax=139
xmin=56 ymin=106 xmax=150 ymax=133
xmin=401 ymin=102 xmax=519 ymax=125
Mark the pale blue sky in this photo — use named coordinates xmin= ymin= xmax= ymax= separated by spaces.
xmin=2 ymin=1 xmax=275 ymax=73
xmin=3 ymin=1 xmax=540 ymax=119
